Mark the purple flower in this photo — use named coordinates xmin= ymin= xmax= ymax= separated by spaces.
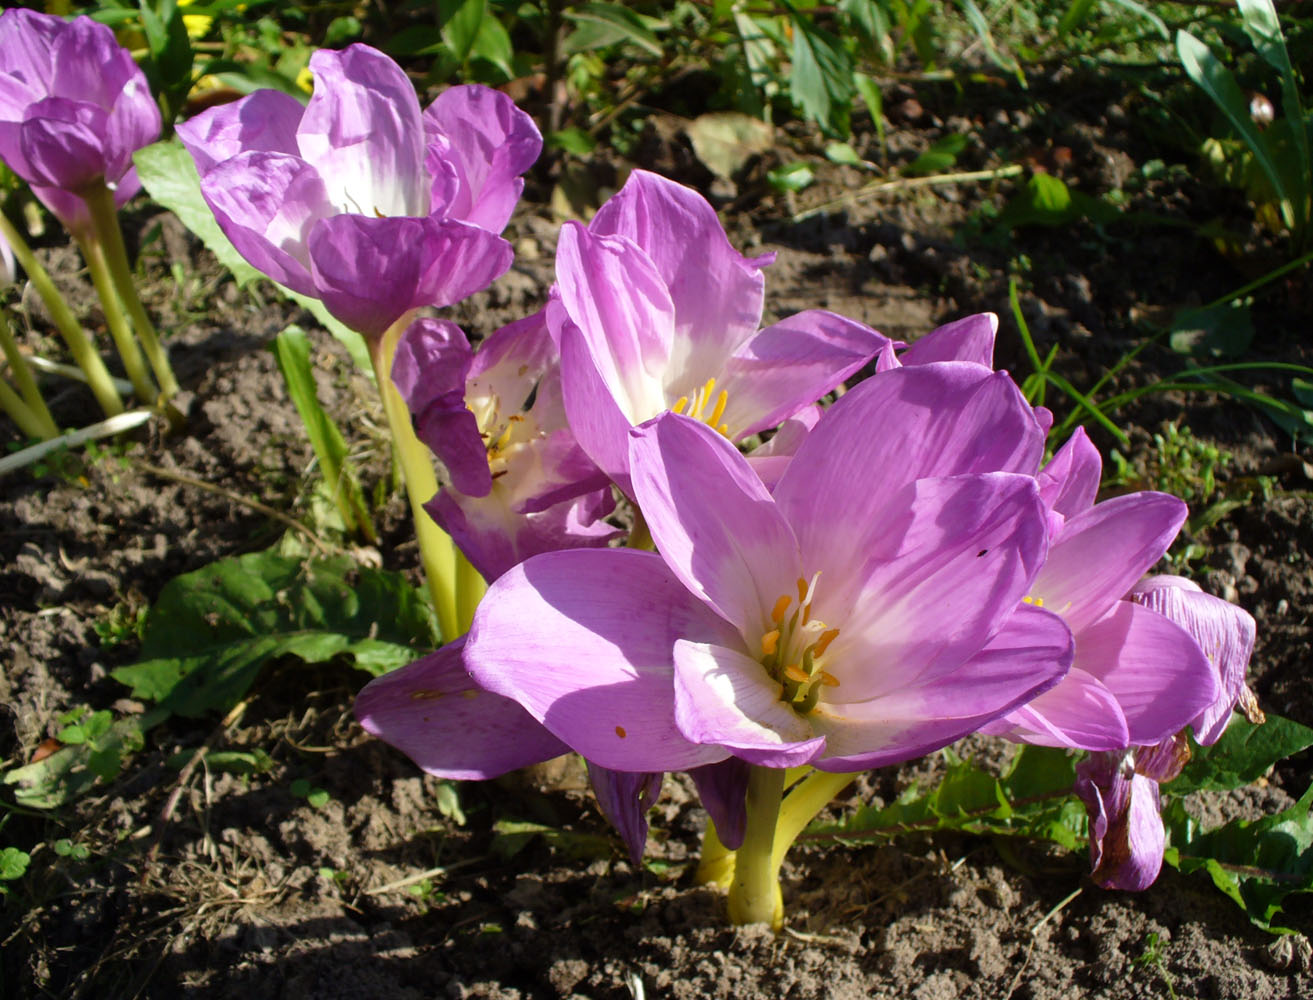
xmin=463 ymin=362 xmax=1071 ymax=773
xmin=0 ymin=10 xmax=160 ymax=233
xmin=548 ymin=170 xmax=891 ymax=494
xmin=391 ymin=313 xmax=619 ymax=582
xmin=176 ymin=45 xmax=539 ymax=339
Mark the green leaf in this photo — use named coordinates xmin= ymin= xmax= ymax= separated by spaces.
xmin=1172 ymin=714 xmax=1313 ymax=794
xmin=783 ymin=1 xmax=854 ymax=136
xmin=1056 ymin=0 xmax=1098 ymax=37
xmin=468 ymin=14 xmax=515 ymax=79
xmin=546 ymin=127 xmax=597 ymax=156
xmin=1177 ymin=29 xmax=1296 ymax=232
xmin=272 ymin=326 xmax=373 ymax=540
xmin=1166 ymin=784 xmax=1313 ymax=932
xmin=767 ymin=161 xmax=816 ymax=193
xmin=686 ymin=112 xmax=775 ymax=180
xmin=111 ymin=551 xmax=439 ymax=718
xmin=853 ymin=72 xmax=885 ymax=151
xmin=2 ymin=713 xmax=156 ymax=809
xmin=903 ymin=134 xmax=969 ymax=177
xmin=325 ymin=16 xmax=362 ymax=46
xmin=1169 ymin=302 xmax=1255 ymax=359
xmin=438 ymin=0 xmax=487 ymax=61
xmin=825 ymin=142 xmax=866 ymax=168
xmin=491 ymin=820 xmax=615 ymax=861
xmin=0 ymin=847 xmax=29 ymax=882
xmin=563 ymin=3 xmax=664 ymax=58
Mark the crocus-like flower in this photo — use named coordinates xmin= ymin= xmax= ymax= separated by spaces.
xmin=176 ymin=45 xmax=539 ymax=339
xmin=464 ymin=362 xmax=1072 ymax=773
xmin=549 ymin=170 xmax=890 ymax=494
xmin=391 ymin=313 xmax=619 ymax=582
xmin=0 ymin=9 xmax=160 ymax=234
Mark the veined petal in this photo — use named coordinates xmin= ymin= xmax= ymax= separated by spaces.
xmin=630 ymin=412 xmax=799 ymax=633
xmin=981 ymin=666 xmax=1131 ymax=750
xmin=587 ymin=763 xmax=663 ymax=863
xmin=555 ymin=223 xmax=672 ymax=423
xmin=354 ymin=638 xmax=569 ymax=780
xmin=1076 ymin=754 xmax=1165 ymax=891
xmin=0 ymin=11 xmax=60 ymax=105
xmin=899 ymin=313 xmax=997 ymax=367
xmin=465 ymin=549 xmax=736 ymax=771
xmin=827 ymin=473 xmax=1049 ymax=700
xmin=19 ymin=98 xmax=107 ymax=189
xmin=297 ymin=45 xmax=427 ymax=217
xmin=1127 ymin=578 xmax=1255 ymax=746
xmin=1076 ymin=602 xmax=1219 ymax=745
xmin=746 ymin=405 xmax=821 ymax=492
xmin=1037 ymin=426 xmax=1101 ymax=518
xmin=423 ymin=84 xmax=541 ymax=232
xmin=774 ymin=364 xmax=1045 ymax=583
xmin=689 ymin=757 xmax=750 ymax=849
xmin=1032 ymin=492 xmax=1186 ymax=635
xmin=717 ymin=309 xmax=890 ymax=439
xmin=672 ymin=640 xmax=826 ymax=768
xmin=177 ymin=89 xmax=304 ymax=174
xmin=308 ymin=214 xmax=511 ymax=337
xmin=559 ymin=318 xmax=640 ymax=496
xmin=812 ymin=602 xmax=1071 ymax=770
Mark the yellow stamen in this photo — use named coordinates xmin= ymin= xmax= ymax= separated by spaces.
xmin=672 ymin=396 xmax=689 ymax=415
xmin=1022 ymin=595 xmax=1045 ymax=608
xmin=770 ymin=594 xmax=791 ymax=624
xmin=708 ymin=389 xmax=728 ymax=430
xmin=761 ymin=629 xmax=780 ymax=656
xmin=796 ymin=577 xmax=809 ymax=604
xmin=783 ymin=663 xmax=809 ymax=684
xmin=813 ymin=628 xmax=840 ymax=657
xmin=818 ymin=670 xmax=840 ymax=687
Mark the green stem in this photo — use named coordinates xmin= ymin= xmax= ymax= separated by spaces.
xmin=83 ymin=181 xmax=179 ymax=398
xmin=0 ymin=374 xmax=54 ymax=440
xmin=771 ymin=770 xmax=854 ymax=872
xmin=0 ymin=309 xmax=58 ymax=438
xmin=727 ymin=765 xmax=786 ymax=928
xmin=370 ymin=316 xmax=459 ymax=643
xmin=75 ymin=231 xmax=157 ymax=404
xmin=0 ymin=212 xmax=123 ymax=417
xmin=454 ymin=548 xmax=486 ymax=635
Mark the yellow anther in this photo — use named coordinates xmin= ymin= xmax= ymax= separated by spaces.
xmin=770 ymin=594 xmax=791 ymax=624
xmin=493 ymin=423 xmax=515 ymax=452
xmin=717 ymin=423 xmax=730 ymax=437
xmin=673 ymin=396 xmax=689 ymax=415
xmin=708 ymin=389 xmax=728 ymax=430
xmin=796 ymin=577 xmax=809 ymax=604
xmin=818 ymin=670 xmax=840 ymax=687
xmin=1021 ymin=595 xmax=1045 ymax=608
xmin=761 ymin=629 xmax=780 ymax=656
xmin=813 ymin=628 xmax=840 ymax=658
xmin=784 ymin=663 xmax=809 ymax=684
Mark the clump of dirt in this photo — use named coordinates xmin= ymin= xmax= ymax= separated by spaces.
xmin=3 ymin=66 xmax=1311 ymax=999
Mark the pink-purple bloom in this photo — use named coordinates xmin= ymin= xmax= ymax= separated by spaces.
xmin=0 ymin=9 xmax=160 ymax=234
xmin=548 ymin=170 xmax=891 ymax=494
xmin=391 ymin=313 xmax=619 ymax=582
xmin=463 ymin=362 xmax=1072 ymax=773
xmin=176 ymin=45 xmax=539 ymax=339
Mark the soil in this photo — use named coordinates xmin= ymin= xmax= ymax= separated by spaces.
xmin=3 ymin=65 xmax=1313 ymax=999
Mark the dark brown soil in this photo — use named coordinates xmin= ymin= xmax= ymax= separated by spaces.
xmin=3 ymin=66 xmax=1312 ymax=999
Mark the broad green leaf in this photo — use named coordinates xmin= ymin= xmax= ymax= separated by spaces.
xmin=1166 ymin=784 xmax=1313 ymax=933
xmin=1177 ymin=29 xmax=1295 ymax=232
xmin=469 ymin=14 xmax=515 ymax=79
xmin=438 ymin=0 xmax=487 ymax=61
xmin=825 ymin=142 xmax=866 ymax=168
xmin=903 ymin=133 xmax=968 ymax=177
xmin=686 ymin=113 xmax=774 ymax=180
xmin=853 ymin=73 xmax=885 ymax=151
xmin=783 ymin=1 xmax=853 ymax=136
xmin=2 ymin=712 xmax=158 ymax=810
xmin=0 ymin=847 xmax=29 ymax=882
xmin=1169 ymin=301 xmax=1255 ymax=359
xmin=563 ymin=3 xmax=664 ymax=58
xmin=133 ymin=139 xmax=372 ymax=371
xmin=492 ymin=820 xmax=615 ymax=861
xmin=1172 ymin=714 xmax=1313 ymax=794
xmin=272 ymin=326 xmax=373 ymax=540
xmin=767 ymin=161 xmax=815 ymax=192
xmin=111 ymin=551 xmax=439 ymax=718
xmin=546 ymin=127 xmax=597 ymax=156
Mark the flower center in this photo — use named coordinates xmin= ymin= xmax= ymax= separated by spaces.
xmin=758 ymin=572 xmax=841 ymax=714
xmin=672 ymin=377 xmax=731 ymax=437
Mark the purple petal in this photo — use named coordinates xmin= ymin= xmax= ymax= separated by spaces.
xmin=555 ymin=223 xmax=672 ymax=423
xmin=1033 ymin=491 xmax=1187 ymax=635
xmin=393 ymin=318 xmax=489 ymax=497
xmin=822 ymin=472 xmax=1050 ymax=699
xmin=672 ymin=639 xmax=826 ymax=768
xmin=813 ymin=602 xmax=1072 ymax=770
xmin=1126 ymin=580 xmax=1254 ymax=746
xmin=177 ymin=89 xmax=304 ymax=174
xmin=588 ymin=170 xmax=767 ymax=371
xmin=1075 ymin=602 xmax=1219 ymax=745
xmin=297 ymin=45 xmax=426 ymax=217
xmin=774 ymin=364 xmax=1045 ymax=587
xmin=199 ymin=150 xmax=326 ymax=294
xmin=1037 ymin=427 xmax=1101 ymax=518
xmin=689 ymin=757 xmax=750 ymax=850
xmin=426 ymin=484 xmax=619 ymax=583
xmin=465 ymin=549 xmax=736 ymax=771
xmin=354 ymin=638 xmax=569 ymax=779
xmin=587 ymin=763 xmax=663 ymax=863
xmin=900 ymin=313 xmax=997 ymax=367
xmin=1075 ymin=752 xmax=1165 ymax=891
xmin=718 ymin=309 xmax=890 ymax=439
xmin=982 ymin=666 xmax=1130 ymax=750
xmin=0 ymin=11 xmax=60 ymax=104
xmin=630 ymin=412 xmax=799 ymax=632
xmin=308 ymin=214 xmax=511 ymax=337
xmin=423 ymin=84 xmax=541 ymax=232
xmin=19 ymin=97 xmax=108 ymax=189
